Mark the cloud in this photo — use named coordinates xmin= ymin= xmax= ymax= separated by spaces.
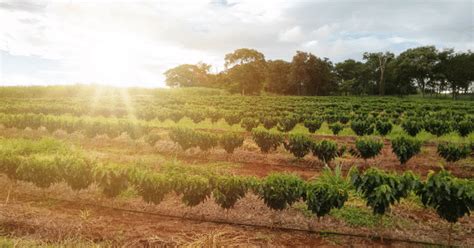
xmin=0 ymin=0 xmax=472 ymax=87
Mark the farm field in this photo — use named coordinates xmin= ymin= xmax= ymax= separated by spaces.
xmin=0 ymin=86 xmax=473 ymax=247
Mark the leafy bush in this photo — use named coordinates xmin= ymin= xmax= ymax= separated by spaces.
xmin=350 ymin=120 xmax=374 ymax=136
xmin=187 ymin=111 xmax=206 ymax=124
xmin=175 ymin=175 xmax=211 ymax=207
xmin=0 ymin=151 xmax=21 ymax=180
xmin=195 ymin=131 xmax=219 ymax=151
xmin=304 ymin=118 xmax=323 ymax=133
xmin=311 ymin=140 xmax=338 ymax=164
xmin=257 ymin=173 xmax=304 ymax=210
xmin=224 ymin=113 xmax=242 ymax=126
xmin=329 ymin=122 xmax=344 ymax=135
xmin=60 ymin=155 xmax=94 ymax=191
xmin=252 ymin=128 xmax=283 ymax=153
xmin=133 ymin=172 xmax=172 ymax=205
xmin=417 ymin=170 xmax=473 ymax=223
xmin=93 ymin=163 xmax=129 ymax=198
xmin=424 ymin=119 xmax=451 ymax=137
xmin=455 ymin=120 xmax=473 ymax=137
xmin=391 ymin=136 xmax=422 ymax=164
xmin=351 ymin=168 xmax=418 ymax=215
xmin=16 ymin=155 xmax=61 ymax=188
xmin=261 ymin=116 xmax=278 ymax=130
xmin=241 ymin=117 xmax=260 ymax=131
xmin=144 ymin=132 xmax=161 ymax=146
xmin=375 ymin=121 xmax=392 ymax=136
xmin=169 ymin=127 xmax=197 ymax=151
xmin=305 ymin=166 xmax=349 ymax=217
xmin=437 ymin=143 xmax=470 ymax=162
xmin=212 ymin=176 xmax=248 ymax=209
xmin=355 ymin=137 xmax=383 ymax=160
xmin=219 ymin=133 xmax=244 ymax=154
xmin=277 ymin=115 xmax=298 ymax=132
xmin=284 ymin=134 xmax=313 ymax=158
xmin=401 ymin=118 xmax=423 ymax=137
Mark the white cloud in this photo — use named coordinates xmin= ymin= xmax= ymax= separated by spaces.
xmin=0 ymin=0 xmax=472 ymax=87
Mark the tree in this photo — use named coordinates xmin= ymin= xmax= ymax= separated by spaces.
xmin=395 ymin=46 xmax=439 ymax=97
xmin=288 ymin=51 xmax=334 ymax=96
xmin=164 ymin=63 xmax=211 ymax=87
xmin=363 ymin=52 xmax=394 ymax=96
xmin=335 ymin=59 xmax=371 ymax=95
xmin=224 ymin=48 xmax=266 ymax=95
xmin=437 ymin=51 xmax=474 ymax=99
xmin=264 ymin=60 xmax=292 ymax=94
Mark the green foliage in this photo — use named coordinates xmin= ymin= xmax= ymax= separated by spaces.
xmin=424 ymin=119 xmax=451 ymax=137
xmin=456 ymin=120 xmax=473 ymax=137
xmin=375 ymin=121 xmax=392 ymax=136
xmin=257 ymin=173 xmax=304 ymax=210
xmin=219 ymin=133 xmax=244 ymax=154
xmin=251 ymin=128 xmax=283 ymax=153
xmin=311 ymin=140 xmax=339 ymax=164
xmin=261 ymin=116 xmax=278 ymax=130
xmin=224 ymin=113 xmax=242 ymax=126
xmin=437 ymin=142 xmax=470 ymax=162
xmin=16 ymin=155 xmax=61 ymax=188
xmin=212 ymin=176 xmax=248 ymax=209
xmin=304 ymin=118 xmax=323 ymax=133
xmin=241 ymin=117 xmax=260 ymax=131
xmin=355 ymin=137 xmax=383 ymax=160
xmin=174 ymin=175 xmax=212 ymax=207
xmin=351 ymin=168 xmax=419 ymax=215
xmin=283 ymin=134 xmax=313 ymax=158
xmin=350 ymin=120 xmax=374 ymax=136
xmin=305 ymin=166 xmax=349 ymax=217
xmin=390 ymin=136 xmax=422 ymax=164
xmin=169 ymin=127 xmax=197 ymax=151
xmin=329 ymin=122 xmax=344 ymax=135
xmin=195 ymin=131 xmax=219 ymax=151
xmin=93 ymin=163 xmax=129 ymax=198
xmin=417 ymin=170 xmax=473 ymax=223
xmin=401 ymin=118 xmax=423 ymax=137
xmin=277 ymin=115 xmax=298 ymax=132
xmin=60 ymin=155 xmax=94 ymax=191
xmin=132 ymin=171 xmax=172 ymax=205
xmin=144 ymin=132 xmax=161 ymax=146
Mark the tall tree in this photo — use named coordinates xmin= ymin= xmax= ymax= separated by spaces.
xmin=224 ymin=48 xmax=266 ymax=95
xmin=164 ymin=63 xmax=211 ymax=87
xmin=335 ymin=59 xmax=372 ymax=95
xmin=289 ymin=51 xmax=334 ymax=96
xmin=363 ymin=52 xmax=394 ymax=96
xmin=264 ymin=60 xmax=292 ymax=94
xmin=396 ymin=46 xmax=439 ymax=97
xmin=438 ymin=51 xmax=474 ymax=99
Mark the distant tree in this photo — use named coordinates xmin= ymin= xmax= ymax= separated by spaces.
xmin=438 ymin=51 xmax=474 ymax=99
xmin=395 ymin=46 xmax=439 ymax=97
xmin=224 ymin=48 xmax=266 ymax=95
xmin=264 ymin=60 xmax=292 ymax=94
xmin=288 ymin=51 xmax=334 ymax=96
xmin=363 ymin=52 xmax=394 ymax=96
xmin=164 ymin=63 xmax=211 ymax=87
xmin=335 ymin=59 xmax=372 ymax=95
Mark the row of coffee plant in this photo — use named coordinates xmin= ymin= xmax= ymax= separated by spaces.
xmin=0 ymin=137 xmax=471 ymax=240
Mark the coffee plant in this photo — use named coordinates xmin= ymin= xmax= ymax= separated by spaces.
xmin=303 ymin=118 xmax=323 ymax=133
xmin=329 ymin=122 xmax=344 ymax=135
xmin=350 ymin=120 xmax=374 ymax=136
xmin=424 ymin=119 xmax=451 ymax=137
xmin=219 ymin=133 xmax=244 ymax=154
xmin=283 ymin=134 xmax=313 ymax=158
xmin=401 ymin=118 xmax=423 ymax=137
xmin=311 ymin=140 xmax=339 ymax=164
xmin=355 ymin=137 xmax=383 ymax=161
xmin=241 ymin=117 xmax=260 ymax=131
xmin=257 ymin=173 xmax=304 ymax=210
xmin=277 ymin=115 xmax=298 ymax=132
xmin=252 ymin=128 xmax=283 ymax=153
xmin=212 ymin=176 xmax=249 ymax=209
xmin=390 ymin=136 xmax=422 ymax=165
xmin=375 ymin=121 xmax=392 ymax=136
xmin=93 ymin=163 xmax=129 ymax=198
xmin=437 ymin=142 xmax=470 ymax=162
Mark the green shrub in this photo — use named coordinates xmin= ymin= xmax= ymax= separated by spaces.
xmin=261 ymin=116 xmax=278 ymax=130
xmin=304 ymin=118 xmax=323 ymax=133
xmin=169 ymin=127 xmax=197 ymax=151
xmin=355 ymin=137 xmax=383 ymax=160
xmin=17 ymin=155 xmax=61 ymax=189
xmin=224 ymin=113 xmax=242 ymax=126
xmin=241 ymin=117 xmax=260 ymax=131
xmin=212 ymin=176 xmax=248 ymax=209
xmin=175 ymin=175 xmax=211 ymax=207
xmin=277 ymin=115 xmax=299 ymax=132
xmin=401 ymin=118 xmax=423 ymax=137
xmin=329 ymin=122 xmax=344 ymax=135
xmin=417 ymin=170 xmax=473 ymax=223
xmin=391 ymin=136 xmax=422 ymax=164
xmin=195 ymin=131 xmax=219 ymax=151
xmin=187 ymin=111 xmax=206 ymax=124
xmin=311 ymin=140 xmax=339 ymax=164
xmin=133 ymin=172 xmax=172 ymax=205
xmin=93 ymin=163 xmax=129 ymax=198
xmin=424 ymin=119 xmax=451 ymax=137
xmin=257 ymin=173 xmax=304 ymax=210
xmin=284 ymin=134 xmax=313 ymax=158
xmin=375 ymin=121 xmax=392 ymax=136
xmin=60 ymin=155 xmax=94 ymax=191
xmin=437 ymin=143 xmax=470 ymax=162
xmin=252 ymin=128 xmax=283 ymax=153
xmin=455 ymin=120 xmax=473 ymax=137
xmin=350 ymin=120 xmax=374 ymax=136
xmin=219 ymin=133 xmax=244 ymax=154
xmin=144 ymin=132 xmax=161 ymax=146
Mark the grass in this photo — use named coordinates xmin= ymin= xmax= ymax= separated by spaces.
xmin=0 ymin=236 xmax=106 ymax=248
xmin=330 ymin=206 xmax=394 ymax=228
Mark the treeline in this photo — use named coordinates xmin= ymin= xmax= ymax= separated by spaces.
xmin=164 ymin=46 xmax=474 ymax=98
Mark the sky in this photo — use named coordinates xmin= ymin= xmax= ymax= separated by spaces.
xmin=0 ymin=0 xmax=473 ymax=88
